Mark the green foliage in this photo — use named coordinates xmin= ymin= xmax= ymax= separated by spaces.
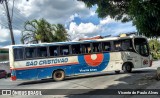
xmin=149 ymin=39 xmax=160 ymax=60
xmin=79 ymin=0 xmax=160 ymax=37
xmin=129 ymin=0 xmax=160 ymax=37
xmin=52 ymin=24 xmax=70 ymax=42
xmin=79 ymin=0 xmax=132 ymax=21
xmin=21 ymin=18 xmax=70 ymax=44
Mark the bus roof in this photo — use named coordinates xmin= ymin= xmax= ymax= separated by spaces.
xmin=10 ymin=36 xmax=146 ymax=48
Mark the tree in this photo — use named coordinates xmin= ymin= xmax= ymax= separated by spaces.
xmin=52 ymin=24 xmax=70 ymax=42
xmin=149 ymin=39 xmax=160 ymax=59
xmin=79 ymin=0 xmax=160 ymax=37
xmin=21 ymin=18 xmax=70 ymax=44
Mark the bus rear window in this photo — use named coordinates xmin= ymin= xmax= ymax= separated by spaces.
xmin=14 ymin=48 xmax=24 ymax=60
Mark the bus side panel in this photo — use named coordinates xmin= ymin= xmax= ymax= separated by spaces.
xmin=13 ymin=64 xmax=76 ymax=80
xmin=103 ymin=52 xmax=122 ymax=71
xmin=121 ymin=52 xmax=138 ymax=68
xmin=37 ymin=65 xmax=75 ymax=79
xmin=121 ymin=51 xmax=148 ymax=68
xmin=12 ymin=56 xmax=79 ymax=80
xmin=103 ymin=52 xmax=137 ymax=72
xmin=15 ymin=69 xmax=38 ymax=80
xmin=37 ymin=67 xmax=54 ymax=79
xmin=73 ymin=53 xmax=110 ymax=74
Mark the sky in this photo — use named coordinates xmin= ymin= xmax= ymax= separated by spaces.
xmin=0 ymin=0 xmax=137 ymax=47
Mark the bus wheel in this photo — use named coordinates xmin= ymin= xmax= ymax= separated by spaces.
xmin=122 ymin=63 xmax=132 ymax=73
xmin=53 ymin=70 xmax=65 ymax=81
xmin=115 ymin=70 xmax=120 ymax=74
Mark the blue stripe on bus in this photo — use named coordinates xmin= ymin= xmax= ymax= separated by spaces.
xmin=76 ymin=53 xmax=110 ymax=73
xmin=15 ymin=65 xmax=77 ymax=80
xmin=14 ymin=53 xmax=110 ymax=80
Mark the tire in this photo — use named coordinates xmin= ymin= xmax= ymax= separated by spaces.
xmin=122 ymin=63 xmax=132 ymax=73
xmin=115 ymin=70 xmax=120 ymax=74
xmin=53 ymin=70 xmax=65 ymax=81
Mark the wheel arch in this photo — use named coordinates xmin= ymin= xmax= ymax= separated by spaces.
xmin=122 ymin=62 xmax=134 ymax=70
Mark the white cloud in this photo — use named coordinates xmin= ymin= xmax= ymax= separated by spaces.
xmin=0 ymin=0 xmax=94 ymax=46
xmin=16 ymin=0 xmax=35 ymax=17
xmin=15 ymin=0 xmax=92 ymax=24
xmin=90 ymin=11 xmax=96 ymax=16
xmin=72 ymin=22 xmax=99 ymax=34
xmin=100 ymin=16 xmax=117 ymax=25
xmin=111 ymin=23 xmax=136 ymax=36
xmin=101 ymin=21 xmax=136 ymax=36
xmin=67 ymin=22 xmax=102 ymax=41
xmin=0 ymin=27 xmax=10 ymax=42
xmin=68 ymin=13 xmax=79 ymax=22
xmin=99 ymin=16 xmax=136 ymax=36
xmin=0 ymin=26 xmax=21 ymax=47
xmin=67 ymin=19 xmax=136 ymax=41
xmin=0 ymin=0 xmax=137 ymax=47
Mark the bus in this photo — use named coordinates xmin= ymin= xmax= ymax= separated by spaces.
xmin=9 ymin=36 xmax=152 ymax=81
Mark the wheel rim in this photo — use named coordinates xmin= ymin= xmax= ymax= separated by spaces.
xmin=55 ymin=72 xmax=62 ymax=78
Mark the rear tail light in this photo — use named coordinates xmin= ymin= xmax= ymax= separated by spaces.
xmin=10 ymin=69 xmax=16 ymax=81
xmin=11 ymin=76 xmax=16 ymax=81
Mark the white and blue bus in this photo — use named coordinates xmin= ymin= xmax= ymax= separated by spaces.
xmin=9 ymin=36 xmax=152 ymax=81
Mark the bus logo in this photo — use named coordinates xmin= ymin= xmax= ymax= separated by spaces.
xmin=84 ymin=54 xmax=103 ymax=66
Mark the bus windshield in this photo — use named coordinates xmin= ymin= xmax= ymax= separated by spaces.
xmin=134 ymin=38 xmax=149 ymax=57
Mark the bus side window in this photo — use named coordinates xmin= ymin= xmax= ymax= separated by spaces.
xmin=121 ymin=40 xmax=132 ymax=51
xmin=37 ymin=47 xmax=47 ymax=58
xmin=14 ymin=48 xmax=24 ymax=60
xmin=102 ymin=42 xmax=111 ymax=51
xmin=114 ymin=39 xmax=133 ymax=51
xmin=71 ymin=44 xmax=81 ymax=54
xmin=114 ymin=41 xmax=122 ymax=51
xmin=81 ymin=43 xmax=91 ymax=54
xmin=49 ymin=46 xmax=59 ymax=56
xmin=60 ymin=45 xmax=70 ymax=56
xmin=25 ymin=48 xmax=36 ymax=59
xmin=92 ymin=42 xmax=101 ymax=53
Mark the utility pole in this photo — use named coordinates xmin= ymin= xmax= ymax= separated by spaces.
xmin=0 ymin=0 xmax=15 ymax=45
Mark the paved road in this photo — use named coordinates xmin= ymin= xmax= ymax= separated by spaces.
xmin=0 ymin=60 xmax=159 ymax=98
